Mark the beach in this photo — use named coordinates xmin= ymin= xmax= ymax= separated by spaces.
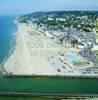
xmin=3 ymin=23 xmax=64 ymax=75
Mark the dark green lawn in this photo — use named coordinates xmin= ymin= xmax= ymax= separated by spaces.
xmin=95 ymin=50 xmax=98 ymax=59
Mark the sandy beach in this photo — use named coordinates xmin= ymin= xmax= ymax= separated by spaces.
xmin=3 ymin=23 xmax=64 ymax=75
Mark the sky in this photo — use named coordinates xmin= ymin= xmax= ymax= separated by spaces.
xmin=0 ymin=0 xmax=98 ymax=15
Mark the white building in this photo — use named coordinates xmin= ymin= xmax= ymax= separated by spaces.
xmin=48 ymin=17 xmax=54 ymax=21
xmin=56 ymin=18 xmax=66 ymax=22
xmin=45 ymin=31 xmax=54 ymax=38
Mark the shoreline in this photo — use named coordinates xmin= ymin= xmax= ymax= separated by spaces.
xmin=0 ymin=19 xmax=17 ymax=74
xmin=3 ymin=23 xmax=58 ymax=75
xmin=0 ymin=32 xmax=16 ymax=74
xmin=2 ymin=21 xmax=96 ymax=76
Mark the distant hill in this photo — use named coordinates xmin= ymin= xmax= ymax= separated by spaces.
xmin=18 ymin=11 xmax=98 ymax=21
xmin=17 ymin=11 xmax=98 ymax=32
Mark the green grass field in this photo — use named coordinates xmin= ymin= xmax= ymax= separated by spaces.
xmin=95 ymin=50 xmax=98 ymax=59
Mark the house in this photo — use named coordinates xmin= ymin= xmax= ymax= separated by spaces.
xmin=63 ymin=37 xmax=78 ymax=48
xmin=45 ymin=31 xmax=54 ymax=38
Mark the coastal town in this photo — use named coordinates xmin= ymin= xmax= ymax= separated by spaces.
xmin=3 ymin=11 xmax=98 ymax=76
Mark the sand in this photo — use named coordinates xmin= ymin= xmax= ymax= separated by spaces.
xmin=3 ymin=23 xmax=63 ymax=75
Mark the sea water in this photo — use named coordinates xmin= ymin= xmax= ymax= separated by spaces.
xmin=0 ymin=16 xmax=17 ymax=64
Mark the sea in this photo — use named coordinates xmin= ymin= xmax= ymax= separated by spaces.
xmin=0 ymin=16 xmax=17 ymax=64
